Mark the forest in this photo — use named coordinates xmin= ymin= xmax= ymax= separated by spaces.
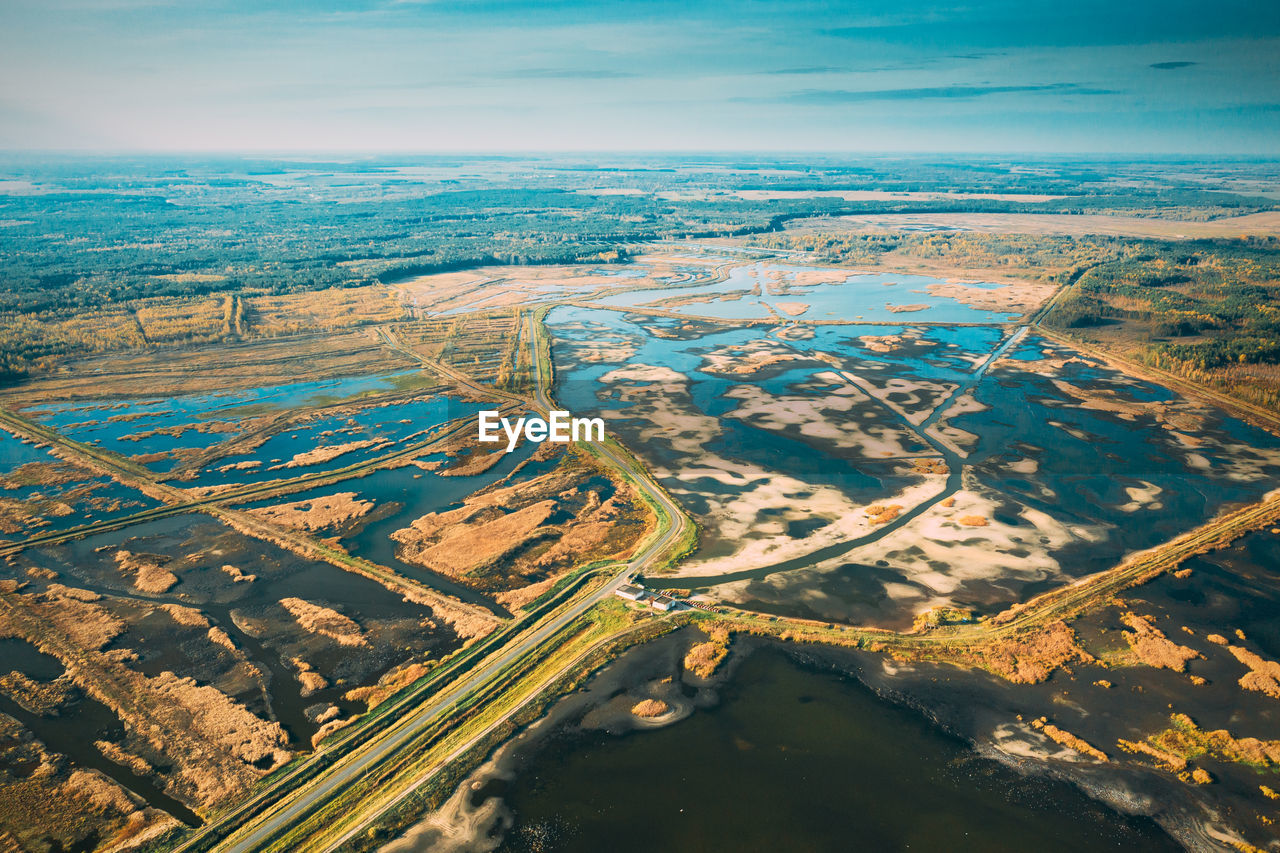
xmin=751 ymin=228 xmax=1280 ymax=412
xmin=1 ymin=155 xmax=1278 ymax=381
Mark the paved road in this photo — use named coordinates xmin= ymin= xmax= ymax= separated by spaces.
xmin=217 ymin=319 xmax=688 ymax=851
xmin=221 ymin=528 xmax=676 ymax=852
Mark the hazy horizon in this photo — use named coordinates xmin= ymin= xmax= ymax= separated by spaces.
xmin=1 ymin=0 xmax=1278 ymax=155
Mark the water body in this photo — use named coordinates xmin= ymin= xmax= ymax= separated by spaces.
xmin=477 ymin=646 xmax=1177 ymax=853
xmin=0 ymin=636 xmax=202 ymax=825
xmin=549 ymin=305 xmax=1280 ymax=626
xmin=592 ymin=261 xmax=1021 ymax=324
xmin=26 ymin=370 xmax=434 ymax=473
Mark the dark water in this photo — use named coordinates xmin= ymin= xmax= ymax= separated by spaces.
xmin=495 ymin=649 xmax=1177 ymax=853
xmin=0 ymin=685 xmax=201 ymax=826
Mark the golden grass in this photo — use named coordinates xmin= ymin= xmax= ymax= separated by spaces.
xmin=1031 ymin=719 xmax=1108 ymax=761
xmin=631 ymin=698 xmax=670 ymax=718
xmin=1120 ymin=612 xmax=1201 ymax=672
xmin=280 ymin=597 xmax=368 ymax=648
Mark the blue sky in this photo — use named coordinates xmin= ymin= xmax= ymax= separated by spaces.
xmin=1 ymin=0 xmax=1277 ymax=153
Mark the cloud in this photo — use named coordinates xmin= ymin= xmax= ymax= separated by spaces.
xmin=759 ymin=65 xmax=847 ymax=75
xmin=491 ymin=68 xmax=635 ymax=80
xmin=779 ymin=82 xmax=1117 ymax=104
xmin=1150 ymin=61 xmax=1197 ymax=69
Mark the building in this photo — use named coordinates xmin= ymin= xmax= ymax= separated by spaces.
xmin=651 ymin=594 xmax=676 ymax=612
xmin=615 ymin=584 xmax=647 ymax=601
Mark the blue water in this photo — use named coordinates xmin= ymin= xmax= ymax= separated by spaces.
xmin=184 ymin=394 xmax=482 ymax=489
xmin=27 ymin=370 xmax=428 ymax=469
xmin=0 ymin=428 xmax=162 ymax=537
xmin=548 ymin=306 xmax=1280 ymax=618
xmin=592 ymin=262 xmax=1021 ymax=323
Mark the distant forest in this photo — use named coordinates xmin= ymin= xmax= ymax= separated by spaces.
xmin=1 ymin=155 xmax=1278 ymax=382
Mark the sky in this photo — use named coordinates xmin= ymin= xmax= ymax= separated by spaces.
xmin=1 ymin=0 xmax=1278 ymax=154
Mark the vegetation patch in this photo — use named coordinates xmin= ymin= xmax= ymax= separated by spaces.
xmin=631 ymin=698 xmax=670 ymax=718
xmin=1120 ymin=713 xmax=1280 ymax=773
xmin=1120 ymin=612 xmax=1201 ymax=672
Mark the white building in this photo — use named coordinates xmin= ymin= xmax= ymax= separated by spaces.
xmin=615 ymin=584 xmax=647 ymax=601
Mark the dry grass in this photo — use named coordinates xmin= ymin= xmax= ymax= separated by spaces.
xmin=684 ymin=640 xmax=728 ymax=679
xmin=964 ymin=621 xmax=1094 ymax=684
xmin=0 ymin=712 xmax=179 ymax=853
xmin=344 ymin=660 xmax=433 ymax=709
xmin=247 ymin=286 xmax=405 ymax=337
xmin=1121 ymin=713 xmax=1280 ymax=773
xmin=114 ymin=549 xmax=179 ymax=594
xmin=280 ymin=597 xmax=368 ymax=648
xmin=278 ymin=439 xmax=381 ymax=469
xmin=1031 ymin=719 xmax=1108 ymax=761
xmin=391 ymin=452 xmax=654 ymax=590
xmin=1228 ymin=645 xmax=1280 ymax=699
xmin=631 ymin=698 xmax=671 ymax=717
xmin=1121 ymin=612 xmax=1201 ymax=672
xmin=865 ymin=504 xmax=903 ymax=525
xmin=250 ymin=492 xmax=374 ymax=533
xmin=397 ymin=500 xmax=556 ymax=578
xmin=0 ymin=327 xmax=414 ymax=408
xmin=0 ymin=585 xmax=292 ymax=810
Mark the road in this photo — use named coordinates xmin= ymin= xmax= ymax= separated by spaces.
xmin=211 ymin=317 xmax=689 ymax=851
xmin=0 ymin=406 xmax=503 ymax=620
xmin=12 ymin=246 xmax=1280 ymax=850
xmin=219 ymin=524 xmax=677 ymax=852
xmin=0 ymin=401 xmax=509 ymax=556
